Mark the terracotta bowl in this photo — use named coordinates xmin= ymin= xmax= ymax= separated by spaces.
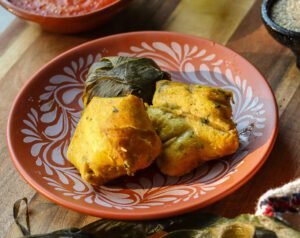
xmin=7 ymin=31 xmax=278 ymax=219
xmin=0 ymin=0 xmax=132 ymax=33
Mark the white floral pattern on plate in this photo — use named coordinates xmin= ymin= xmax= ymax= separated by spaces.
xmin=21 ymin=42 xmax=266 ymax=209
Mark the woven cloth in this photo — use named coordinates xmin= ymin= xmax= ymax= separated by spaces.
xmin=256 ymin=179 xmax=300 ymax=217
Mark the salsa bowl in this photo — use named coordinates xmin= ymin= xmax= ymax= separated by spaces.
xmin=0 ymin=0 xmax=132 ymax=33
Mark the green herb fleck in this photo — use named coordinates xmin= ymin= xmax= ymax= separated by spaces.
xmin=200 ymin=118 xmax=209 ymax=124
xmin=112 ymin=106 xmax=119 ymax=113
xmin=214 ymin=103 xmax=221 ymax=109
xmin=158 ymin=81 xmax=170 ymax=93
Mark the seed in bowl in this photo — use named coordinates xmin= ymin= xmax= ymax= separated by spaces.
xmin=271 ymin=0 xmax=300 ymax=32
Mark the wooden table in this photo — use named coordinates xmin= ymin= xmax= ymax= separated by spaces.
xmin=1 ymin=0 xmax=299 ymax=237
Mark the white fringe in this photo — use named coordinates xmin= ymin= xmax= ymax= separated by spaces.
xmin=256 ymin=179 xmax=300 ymax=215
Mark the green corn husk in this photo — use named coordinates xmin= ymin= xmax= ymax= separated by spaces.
xmin=14 ymin=198 xmax=300 ymax=238
xmin=82 ymin=56 xmax=170 ymax=106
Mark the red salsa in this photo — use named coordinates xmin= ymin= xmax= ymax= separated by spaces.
xmin=9 ymin=0 xmax=117 ymax=16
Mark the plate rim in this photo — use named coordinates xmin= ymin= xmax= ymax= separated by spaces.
xmin=6 ymin=31 xmax=279 ymax=220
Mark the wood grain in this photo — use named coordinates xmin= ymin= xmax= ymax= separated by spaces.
xmin=1 ymin=0 xmax=299 ymax=237
xmin=166 ymin=0 xmax=255 ymax=44
xmin=0 ymin=5 xmax=15 ymax=33
xmin=0 ymin=19 xmax=26 ymax=55
xmin=0 ymin=24 xmax=41 ymax=81
xmin=201 ymin=0 xmax=300 ymax=217
xmin=275 ymin=65 xmax=300 ymax=116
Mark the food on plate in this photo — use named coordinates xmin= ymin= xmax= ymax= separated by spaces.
xmin=83 ymin=56 xmax=170 ymax=106
xmin=67 ymin=95 xmax=161 ymax=185
xmin=9 ymin=0 xmax=118 ymax=17
xmin=68 ymin=55 xmax=239 ymax=184
xmin=147 ymin=80 xmax=239 ymax=176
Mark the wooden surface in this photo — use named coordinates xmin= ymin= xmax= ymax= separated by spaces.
xmin=1 ymin=0 xmax=300 ymax=236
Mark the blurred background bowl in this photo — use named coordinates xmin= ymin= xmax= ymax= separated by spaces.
xmin=261 ymin=0 xmax=300 ymax=68
xmin=0 ymin=0 xmax=132 ymax=34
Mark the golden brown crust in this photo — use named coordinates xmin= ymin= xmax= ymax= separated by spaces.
xmin=67 ymin=95 xmax=161 ymax=185
xmin=148 ymin=81 xmax=239 ymax=176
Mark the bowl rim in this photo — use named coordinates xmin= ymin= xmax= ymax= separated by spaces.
xmin=0 ymin=0 xmax=126 ymax=20
xmin=6 ymin=31 xmax=279 ymax=219
xmin=261 ymin=0 xmax=300 ymax=37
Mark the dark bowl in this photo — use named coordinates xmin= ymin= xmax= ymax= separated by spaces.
xmin=261 ymin=0 xmax=300 ymax=68
xmin=0 ymin=0 xmax=132 ymax=34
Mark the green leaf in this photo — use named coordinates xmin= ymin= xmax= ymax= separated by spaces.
xmin=81 ymin=213 xmax=220 ymax=238
xmin=161 ymin=223 xmax=278 ymax=238
xmin=83 ymin=56 xmax=170 ymax=106
xmin=161 ymin=229 xmax=212 ymax=238
xmin=13 ymin=198 xmax=30 ymax=236
xmin=254 ymin=227 xmax=277 ymax=238
xmin=14 ymin=198 xmax=300 ymax=238
xmin=18 ymin=228 xmax=92 ymax=238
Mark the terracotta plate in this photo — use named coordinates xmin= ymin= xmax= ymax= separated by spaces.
xmin=7 ymin=32 xmax=278 ymax=220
